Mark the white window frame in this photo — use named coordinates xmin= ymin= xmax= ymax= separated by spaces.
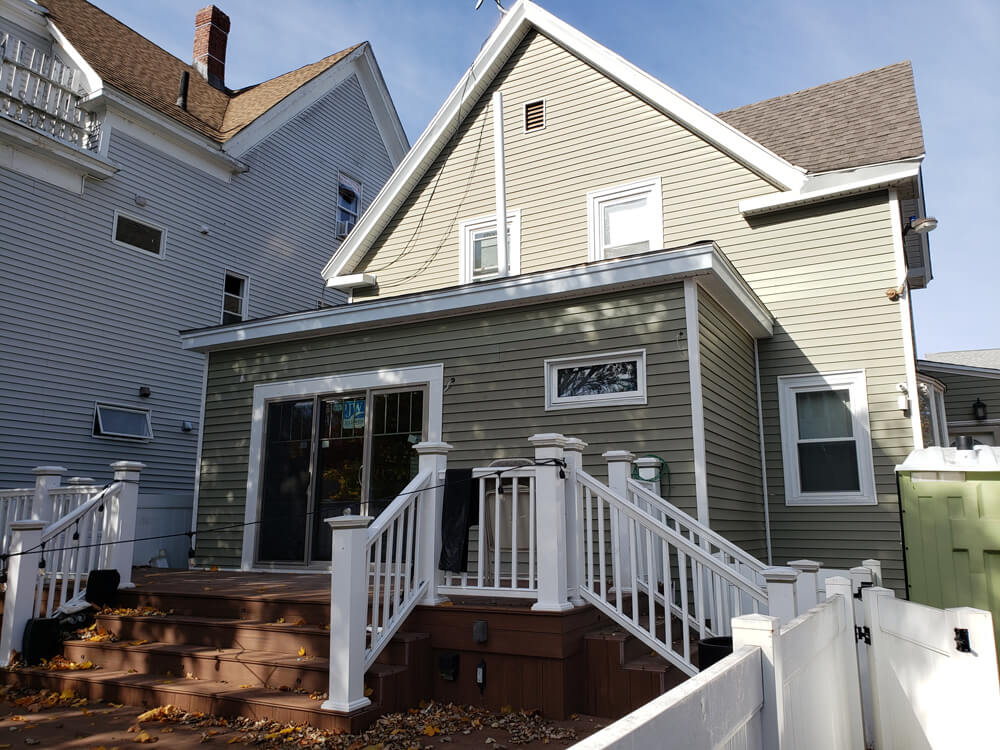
xmin=544 ymin=349 xmax=647 ymax=411
xmin=221 ymin=270 xmax=249 ymax=325
xmin=918 ymin=378 xmax=949 ymax=447
xmin=336 ymin=171 xmax=362 ymax=234
xmin=778 ymin=370 xmax=876 ymax=506
xmin=92 ymin=402 xmax=154 ymax=441
xmin=523 ymin=98 xmax=546 ymax=133
xmin=111 ymin=210 xmax=166 ymax=258
xmin=586 ymin=177 xmax=663 ymax=261
xmin=458 ymin=209 xmax=521 ymax=284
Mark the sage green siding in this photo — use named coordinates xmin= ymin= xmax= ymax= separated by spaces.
xmin=933 ymin=371 xmax=1000 ymax=432
xmin=698 ymin=289 xmax=766 ymax=560
xmin=195 ymin=285 xmax=693 ymax=567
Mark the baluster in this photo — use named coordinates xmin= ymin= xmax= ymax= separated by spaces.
xmin=583 ymin=485 xmax=593 ymax=593
xmin=510 ymin=477 xmax=519 ymax=589
xmin=476 ymin=476 xmax=486 ymax=589
xmin=694 ymin=559 xmax=706 ymax=638
xmin=596 ymin=495 xmax=606 ymax=601
xmin=677 ymin=548 xmax=690 ymax=662
xmin=493 ymin=475 xmax=501 ymax=588
xmin=404 ymin=501 xmax=415 ymax=599
xmin=528 ymin=476 xmax=536 ymax=590
xmin=370 ymin=534 xmax=383 ymax=636
xmin=628 ymin=517 xmax=639 ymax=626
xmin=645 ymin=526 xmax=656 ymax=641
xmin=382 ymin=523 xmax=394 ymax=630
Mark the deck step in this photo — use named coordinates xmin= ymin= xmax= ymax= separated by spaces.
xmin=114 ymin=587 xmax=330 ymax=624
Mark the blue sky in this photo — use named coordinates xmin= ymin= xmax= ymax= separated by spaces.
xmin=91 ymin=0 xmax=999 ymax=356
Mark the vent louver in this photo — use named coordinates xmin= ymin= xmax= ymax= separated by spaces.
xmin=524 ymin=100 xmax=545 ymax=132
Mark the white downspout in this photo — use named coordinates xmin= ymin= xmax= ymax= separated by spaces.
xmin=754 ymin=339 xmax=773 ymax=564
xmin=492 ymin=91 xmax=509 ymax=277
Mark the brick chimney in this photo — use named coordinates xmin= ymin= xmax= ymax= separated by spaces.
xmin=192 ymin=5 xmax=230 ymax=90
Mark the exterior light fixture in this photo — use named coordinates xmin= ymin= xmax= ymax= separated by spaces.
xmin=973 ymin=398 xmax=987 ymax=421
xmin=903 ymin=215 xmax=938 ymax=236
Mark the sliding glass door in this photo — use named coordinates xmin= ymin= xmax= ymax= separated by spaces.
xmin=256 ymin=387 xmax=426 ymax=565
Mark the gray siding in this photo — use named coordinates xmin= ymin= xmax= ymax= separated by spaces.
xmin=0 ymin=72 xmax=394 ymax=498
xmin=933 ymin=370 xmax=1000 ymax=432
xmin=698 ymin=289 xmax=766 ymax=559
xmin=195 ymin=285 xmax=694 ymax=568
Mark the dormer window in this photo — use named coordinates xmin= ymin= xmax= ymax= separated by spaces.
xmin=336 ymin=173 xmax=361 ymax=237
xmin=587 ymin=177 xmax=663 ymax=260
xmin=459 ymin=210 xmax=521 ymax=283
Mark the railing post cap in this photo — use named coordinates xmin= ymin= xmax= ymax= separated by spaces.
xmin=110 ymin=461 xmax=146 ymax=472
xmin=325 ymin=515 xmax=373 ymax=530
xmin=787 ymin=559 xmax=822 ymax=572
xmin=31 ymin=466 xmax=67 ymax=476
xmin=762 ymin=566 xmax=799 ymax=583
xmin=825 ymin=575 xmax=851 ymax=587
xmin=731 ymin=613 xmax=781 ymax=631
xmin=562 ymin=437 xmax=587 ymax=452
xmin=528 ymin=433 xmax=567 ymax=448
xmin=633 ymin=456 xmax=660 ymax=468
xmin=412 ymin=441 xmax=453 ymax=455
xmin=10 ymin=520 xmax=46 ymax=531
xmin=602 ymin=450 xmax=636 ymax=463
xmin=66 ymin=477 xmax=97 ymax=486
xmin=862 ymin=558 xmax=881 ymax=568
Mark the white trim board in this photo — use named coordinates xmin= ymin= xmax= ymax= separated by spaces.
xmin=239 ymin=363 xmax=444 ymax=570
xmin=684 ymin=279 xmax=709 ymax=525
xmin=183 ymin=242 xmax=774 ymax=352
xmin=0 ymin=116 xmax=117 ymax=194
xmin=321 ymin=0 xmax=806 ymax=281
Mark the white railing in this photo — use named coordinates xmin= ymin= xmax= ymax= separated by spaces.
xmin=576 ymin=469 xmax=767 ymax=675
xmin=0 ymin=33 xmax=99 ymax=150
xmin=0 ymin=488 xmax=33 ymax=556
xmin=50 ymin=484 xmax=102 ymax=524
xmin=439 ymin=467 xmax=538 ymax=598
xmin=363 ymin=469 xmax=432 ymax=670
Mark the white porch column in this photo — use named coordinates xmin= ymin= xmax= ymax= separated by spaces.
xmin=529 ymin=433 xmax=572 ymax=612
xmin=604 ymin=450 xmax=635 ymax=592
xmin=413 ymin=441 xmax=452 ymax=606
xmin=788 ymin=559 xmax=820 ymax=611
xmin=107 ymin=461 xmax=144 ymax=588
xmin=30 ymin=466 xmax=65 ymax=523
xmin=0 ymin=520 xmax=44 ymax=666
xmin=732 ymin=613 xmax=781 ymax=749
xmin=763 ymin=566 xmax=799 ymax=625
xmin=562 ymin=437 xmax=587 ymax=607
xmin=323 ymin=515 xmax=373 ymax=713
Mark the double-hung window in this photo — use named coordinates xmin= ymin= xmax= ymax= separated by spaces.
xmin=336 ymin=173 xmax=361 ymax=237
xmin=778 ymin=370 xmax=876 ymax=505
xmin=221 ymin=272 xmax=248 ymax=325
xmin=587 ymin=177 xmax=663 ymax=260
xmin=458 ymin=210 xmax=521 ymax=283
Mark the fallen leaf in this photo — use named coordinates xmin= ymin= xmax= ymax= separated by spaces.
xmin=297 ymin=647 xmax=306 ymax=657
xmin=292 ymin=618 xmax=305 ymax=626
xmin=135 ymin=730 xmax=158 ymax=744
xmin=421 ymin=726 xmax=440 ymax=737
xmin=275 ymin=618 xmax=285 ymax=624
xmin=209 ymin=566 xmax=219 ymax=572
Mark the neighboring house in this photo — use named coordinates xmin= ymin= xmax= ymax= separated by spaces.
xmin=182 ymin=0 xmax=934 ymax=591
xmin=918 ymin=349 xmax=1000 ymax=446
xmin=0 ymin=0 xmax=407 ymax=564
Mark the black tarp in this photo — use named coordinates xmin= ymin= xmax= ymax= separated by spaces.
xmin=438 ymin=468 xmax=479 ymax=573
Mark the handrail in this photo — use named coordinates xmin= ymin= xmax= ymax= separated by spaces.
xmin=366 ymin=470 xmax=432 ymax=540
xmin=42 ymin=482 xmax=120 ymax=542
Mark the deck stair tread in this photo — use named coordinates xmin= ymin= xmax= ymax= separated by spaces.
xmin=63 ymin=639 xmax=331 ymax=671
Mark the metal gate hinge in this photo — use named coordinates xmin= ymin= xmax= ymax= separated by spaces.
xmin=954 ymin=628 xmax=971 ymax=653
xmin=855 ymin=626 xmax=870 ymax=644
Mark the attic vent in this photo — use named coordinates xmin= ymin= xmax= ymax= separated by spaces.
xmin=524 ymin=100 xmax=545 ymax=132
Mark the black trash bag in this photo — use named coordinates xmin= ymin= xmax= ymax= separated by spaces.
xmin=438 ymin=468 xmax=479 ymax=573
xmin=85 ymin=568 xmax=120 ymax=608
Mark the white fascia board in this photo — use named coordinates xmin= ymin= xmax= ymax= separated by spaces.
xmin=322 ymin=0 xmax=805 ymax=280
xmin=917 ymin=360 xmax=1000 ymax=381
xmin=0 ymin=116 xmax=117 ymax=192
xmin=183 ymin=242 xmax=773 ymax=353
xmin=355 ymin=45 xmax=410 ymax=165
xmin=4 ymin=0 xmax=49 ymax=37
xmin=325 ymin=273 xmax=377 ymax=290
xmin=739 ymin=158 xmax=923 ymax=216
xmin=86 ymin=88 xmax=247 ymax=182
xmin=45 ymin=20 xmax=103 ymax=93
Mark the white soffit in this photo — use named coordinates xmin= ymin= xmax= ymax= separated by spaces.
xmin=182 ymin=242 xmax=774 ymax=352
xmin=321 ymin=0 xmax=807 ymax=281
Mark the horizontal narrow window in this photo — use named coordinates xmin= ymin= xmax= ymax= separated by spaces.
xmin=113 ymin=211 xmax=165 ymax=256
xmin=93 ymin=403 xmax=153 ymax=441
xmin=545 ymin=350 xmax=647 ymax=410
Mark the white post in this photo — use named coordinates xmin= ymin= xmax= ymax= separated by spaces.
xmin=632 ymin=456 xmax=661 ymax=497
xmin=491 ymin=90 xmax=509 ymax=278
xmin=413 ymin=441 xmax=452 ymax=606
xmin=30 ymin=466 xmax=65 ymax=522
xmin=861 ymin=558 xmax=882 ymax=587
xmin=604 ymin=450 xmax=635 ymax=591
xmin=0 ymin=520 xmax=45 ymax=666
xmin=107 ymin=461 xmax=144 ymax=588
xmin=788 ymin=559 xmax=820 ymax=612
xmin=763 ymin=566 xmax=799 ymax=624
xmin=732 ymin=613 xmax=781 ymax=749
xmin=825 ymin=574 xmax=866 ymax=750
xmin=323 ymin=515 xmax=373 ymax=713
xmin=529 ymin=433 xmax=572 ymax=612
xmin=563 ymin=437 xmax=587 ymax=607
xmin=851 ymin=566 xmax=877 ymax=748
xmin=861 ymin=585 xmax=895 ymax=750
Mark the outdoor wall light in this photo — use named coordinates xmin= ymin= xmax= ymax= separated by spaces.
xmin=138 ymin=386 xmax=152 ymax=398
xmin=973 ymin=398 xmax=987 ymax=421
xmin=903 ymin=215 xmax=938 ymax=236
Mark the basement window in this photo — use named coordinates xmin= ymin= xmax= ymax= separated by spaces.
xmin=545 ymin=350 xmax=647 ymax=410
xmin=112 ymin=211 xmax=165 ymax=256
xmin=524 ymin=99 xmax=545 ymax=132
xmin=93 ymin=403 xmax=153 ymax=441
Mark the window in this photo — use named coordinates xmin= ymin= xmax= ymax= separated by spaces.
xmin=524 ymin=99 xmax=545 ymax=132
xmin=545 ymin=350 xmax=647 ymax=410
xmin=93 ymin=403 xmax=153 ymax=441
xmin=918 ymin=378 xmax=949 ymax=447
xmin=336 ymin=173 xmax=362 ymax=237
xmin=778 ymin=370 xmax=876 ymax=505
xmin=458 ymin=210 xmax=521 ymax=283
xmin=587 ymin=177 xmax=663 ymax=261
xmin=221 ymin=272 xmax=248 ymax=325
xmin=112 ymin=211 xmax=165 ymax=256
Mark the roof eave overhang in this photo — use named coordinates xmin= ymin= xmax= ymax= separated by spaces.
xmin=183 ymin=242 xmax=774 ymax=353
xmin=321 ymin=0 xmax=806 ymax=281
xmin=917 ymin=360 xmax=1000 ymax=381
xmin=0 ymin=115 xmax=118 ymax=188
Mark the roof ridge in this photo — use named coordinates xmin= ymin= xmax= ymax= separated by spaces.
xmin=228 ymin=43 xmax=365 ymax=98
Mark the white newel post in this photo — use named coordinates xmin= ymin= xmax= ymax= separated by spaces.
xmin=324 ymin=515 xmax=373 ymax=713
xmin=632 ymin=456 xmax=660 ymax=497
xmin=732 ymin=613 xmax=781 ymax=749
xmin=529 ymin=434 xmax=572 ymax=612
xmin=763 ymin=566 xmax=799 ymax=624
xmin=861 ymin=558 xmax=882 ymax=587
xmin=563 ymin=437 xmax=587 ymax=607
xmin=107 ymin=461 xmax=144 ymax=588
xmin=30 ymin=466 xmax=66 ymax=522
xmin=788 ymin=559 xmax=820 ymax=612
xmin=413 ymin=441 xmax=452 ymax=606
xmin=0 ymin=520 xmax=45 ymax=666
xmin=603 ymin=450 xmax=635 ymax=591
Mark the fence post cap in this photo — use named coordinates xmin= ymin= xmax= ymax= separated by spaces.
xmin=110 ymin=461 xmax=146 ymax=472
xmin=762 ymin=566 xmax=799 ymax=583
xmin=31 ymin=466 xmax=67 ymax=476
xmin=861 ymin=558 xmax=881 ymax=568
xmin=9 ymin=520 xmax=46 ymax=531
xmin=412 ymin=441 xmax=453 ymax=455
xmin=731 ymin=613 xmax=781 ymax=631
xmin=633 ymin=456 xmax=660 ymax=468
xmin=824 ymin=575 xmax=851 ymax=587
xmin=528 ymin=433 xmax=567 ymax=448
xmin=602 ymin=450 xmax=636 ymax=463
xmin=65 ymin=477 xmax=97 ymax=486
xmin=787 ymin=559 xmax=822 ymax=572
xmin=563 ymin=437 xmax=587 ymax=452
xmin=325 ymin=515 xmax=373 ymax=530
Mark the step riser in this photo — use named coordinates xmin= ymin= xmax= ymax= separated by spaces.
xmin=96 ymin=617 xmax=330 ymax=655
xmin=116 ymin=592 xmax=330 ymax=624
